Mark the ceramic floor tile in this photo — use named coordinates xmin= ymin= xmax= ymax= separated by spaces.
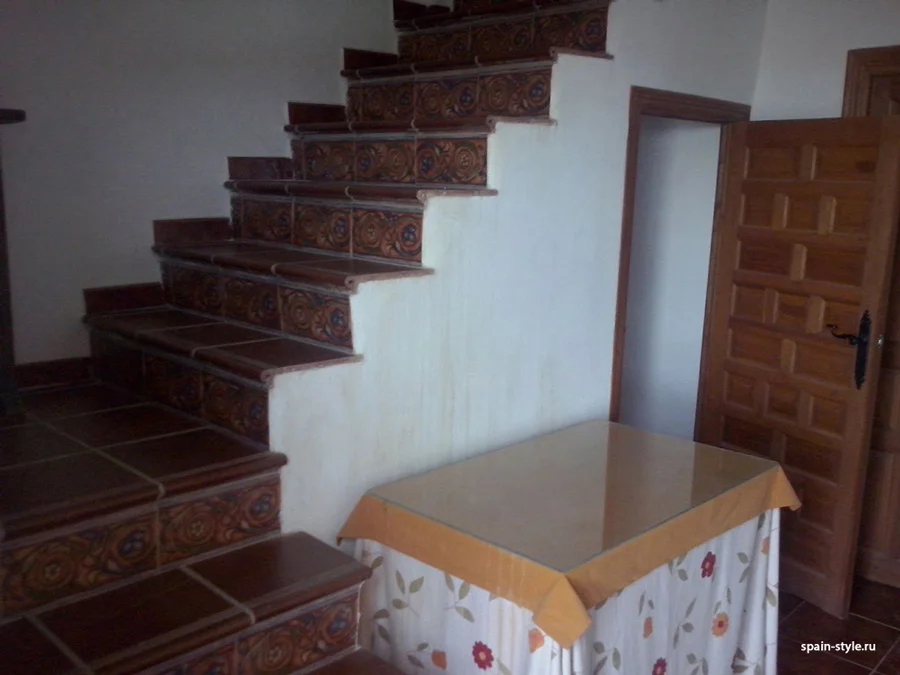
xmin=141 ymin=323 xmax=276 ymax=356
xmin=0 ymin=617 xmax=81 ymax=675
xmin=0 ymin=425 xmax=88 ymax=468
xmin=852 ymin=577 xmax=900 ymax=629
xmin=781 ymin=601 xmax=899 ymax=669
xmin=23 ymin=383 xmax=142 ymax=419
xmin=90 ymin=309 xmax=219 ymax=338
xmin=189 ymin=532 xmax=369 ymax=620
xmin=197 ymin=339 xmax=353 ymax=381
xmin=46 ymin=404 xmax=203 ymax=447
xmin=39 ymin=569 xmax=248 ymax=673
xmin=314 ymin=650 xmax=404 ymax=675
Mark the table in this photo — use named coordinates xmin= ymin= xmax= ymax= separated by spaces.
xmin=339 ymin=421 xmax=799 ymax=674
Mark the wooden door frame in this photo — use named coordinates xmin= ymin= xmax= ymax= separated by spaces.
xmin=608 ymin=87 xmax=750 ymax=425
xmin=843 ymin=44 xmax=900 ymax=117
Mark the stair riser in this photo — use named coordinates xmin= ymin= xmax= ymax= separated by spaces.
xmin=292 ymin=136 xmax=488 ymax=186
xmin=456 ymin=0 xmax=584 ymax=11
xmin=91 ymin=333 xmax=271 ymax=442
xmin=149 ymin=588 xmax=361 ymax=675
xmin=160 ymin=264 xmax=354 ymax=350
xmin=398 ymin=7 xmax=607 ymax=62
xmin=1 ymin=474 xmax=280 ymax=617
xmin=232 ymin=197 xmax=424 ymax=263
xmin=348 ymin=67 xmax=552 ymax=123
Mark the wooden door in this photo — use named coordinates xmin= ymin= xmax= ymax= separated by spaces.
xmin=696 ymin=116 xmax=900 ymax=616
xmin=844 ymin=50 xmax=900 ymax=586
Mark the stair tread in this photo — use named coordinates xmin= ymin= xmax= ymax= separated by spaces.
xmin=226 ymin=178 xmax=497 ymax=203
xmin=87 ymin=307 xmax=359 ymax=383
xmin=1 ymin=389 xmax=284 ymax=541
xmin=396 ymin=0 xmax=600 ymax=30
xmin=317 ymin=650 xmax=406 ymax=674
xmin=155 ymin=240 xmax=429 ymax=290
xmin=286 ymin=114 xmax=552 ymax=136
xmin=31 ymin=532 xmax=370 ymax=675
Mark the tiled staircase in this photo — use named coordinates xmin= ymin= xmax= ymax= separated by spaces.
xmin=0 ymin=0 xmax=610 ymax=672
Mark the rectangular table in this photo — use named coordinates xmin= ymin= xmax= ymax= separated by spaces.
xmin=340 ymin=421 xmax=799 ymax=674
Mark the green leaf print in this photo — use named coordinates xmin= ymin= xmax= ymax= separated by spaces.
xmin=740 ymin=566 xmax=751 ymax=583
xmin=690 ymin=667 xmax=699 ymax=675
xmin=766 ymin=587 xmax=778 ymax=607
xmin=687 ymin=654 xmax=697 ymax=665
xmin=392 ymin=599 xmax=408 ymax=610
xmin=702 ymin=658 xmax=709 ymax=675
xmin=639 ymin=592 xmax=645 ymax=615
xmin=407 ymin=654 xmax=424 ymax=669
xmin=371 ymin=556 xmax=383 ymax=570
xmin=455 ymin=606 xmax=475 ymax=622
xmin=674 ymin=627 xmax=680 ymax=648
xmin=593 ymin=642 xmax=606 ymax=655
xmin=409 ymin=577 xmax=425 ymax=594
xmin=377 ymin=624 xmax=391 ymax=643
xmin=612 ymin=649 xmax=621 ymax=670
xmin=417 ymin=643 xmax=429 ymax=651
xmin=678 ymin=569 xmax=688 ymax=581
xmin=373 ymin=609 xmax=390 ymax=620
xmin=683 ymin=622 xmax=694 ymax=633
xmin=593 ymin=656 xmax=608 ymax=674
xmin=499 ymin=663 xmax=513 ymax=675
xmin=459 ymin=582 xmax=471 ymax=600
xmin=648 ymin=599 xmax=655 ymax=610
xmin=396 ymin=571 xmax=406 ymax=594
xmin=738 ymin=552 xmax=750 ymax=564
xmin=757 ymin=513 xmax=766 ymax=530
xmin=686 ymin=599 xmax=696 ymax=617
xmin=445 ymin=573 xmax=455 ymax=593
xmin=754 ymin=665 xmax=762 ymax=675
xmin=727 ymin=587 xmax=733 ymax=605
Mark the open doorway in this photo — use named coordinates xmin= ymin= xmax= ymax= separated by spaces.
xmin=618 ymin=116 xmax=722 ymax=439
xmin=609 ymin=87 xmax=750 ymax=428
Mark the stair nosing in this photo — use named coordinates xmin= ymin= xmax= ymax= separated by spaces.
xmin=285 ymin=115 xmax=554 ymax=137
xmin=396 ymin=0 xmax=610 ymax=33
xmin=348 ymin=56 xmax=557 ymax=84
xmin=230 ymin=191 xmax=426 ymax=214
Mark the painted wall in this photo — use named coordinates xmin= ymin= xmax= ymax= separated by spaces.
xmin=0 ymin=0 xmax=397 ymax=363
xmin=752 ymin=0 xmax=900 ymax=120
xmin=275 ymin=0 xmax=771 ymax=541
xmin=619 ymin=117 xmax=721 ymax=441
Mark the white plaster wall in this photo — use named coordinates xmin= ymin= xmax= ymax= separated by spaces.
xmin=619 ymin=117 xmax=720 ymax=441
xmin=0 ymin=0 xmax=397 ymax=363
xmin=275 ymin=0 xmax=770 ymax=540
xmin=752 ymin=0 xmax=900 ymax=120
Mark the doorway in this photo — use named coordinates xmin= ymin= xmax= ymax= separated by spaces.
xmin=619 ymin=116 xmax=721 ymax=439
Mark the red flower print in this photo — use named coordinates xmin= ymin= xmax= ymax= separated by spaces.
xmin=472 ymin=642 xmax=494 ymax=670
xmin=712 ymin=612 xmax=730 ymax=637
xmin=528 ymin=628 xmax=545 ymax=653
xmin=652 ymin=657 xmax=667 ymax=675
xmin=700 ymin=552 xmax=716 ymax=578
xmin=643 ymin=616 xmax=653 ymax=638
xmin=761 ymin=537 xmax=770 ymax=555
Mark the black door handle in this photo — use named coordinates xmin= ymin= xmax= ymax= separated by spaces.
xmin=826 ymin=310 xmax=870 ymax=389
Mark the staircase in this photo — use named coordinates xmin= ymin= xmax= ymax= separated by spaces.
xmin=0 ymin=0 xmax=611 ymax=672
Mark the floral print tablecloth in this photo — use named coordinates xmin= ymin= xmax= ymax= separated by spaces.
xmin=355 ymin=509 xmax=780 ymax=675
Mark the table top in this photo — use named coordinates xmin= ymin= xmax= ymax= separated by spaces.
xmin=367 ymin=420 xmax=781 ymax=571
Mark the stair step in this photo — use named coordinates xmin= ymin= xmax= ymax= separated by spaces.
xmin=155 ymin=241 xmax=428 ymax=290
xmin=397 ymin=0 xmax=599 ymax=29
xmin=3 ymin=532 xmax=371 ymax=675
xmin=1 ymin=384 xmax=285 ymax=615
xmin=87 ymin=308 xmax=358 ymax=382
xmin=285 ymin=114 xmax=553 ymax=136
xmin=230 ymin=194 xmax=425 ymax=263
xmin=292 ymin=132 xmax=490 ymax=186
xmin=398 ymin=3 xmax=608 ymax=64
xmin=226 ymin=179 xmax=496 ymax=204
xmin=347 ymin=61 xmax=553 ymax=123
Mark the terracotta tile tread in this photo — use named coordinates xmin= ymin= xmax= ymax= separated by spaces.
xmin=395 ymin=0 xmax=604 ymax=30
xmin=225 ymin=179 xmax=497 ymax=202
xmin=342 ymin=48 xmax=567 ymax=80
xmin=285 ymin=114 xmax=553 ymax=136
xmin=26 ymin=533 xmax=370 ymax=675
xmin=1 ymin=388 xmax=285 ymax=542
xmin=155 ymin=240 xmax=430 ymax=291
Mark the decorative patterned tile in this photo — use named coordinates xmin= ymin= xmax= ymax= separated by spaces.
xmin=165 ymin=266 xmax=225 ymax=316
xmin=301 ymin=141 xmax=355 ymax=182
xmin=241 ymin=200 xmax=293 ymax=244
xmin=158 ymin=476 xmax=279 ymax=565
xmin=144 ymin=354 xmax=203 ymax=415
xmin=355 ymin=140 xmax=416 ymax=183
xmin=158 ymin=645 xmax=237 ymax=675
xmin=200 ymin=374 xmax=269 ymax=443
xmin=402 ymin=27 xmax=470 ymax=62
xmin=236 ymin=594 xmax=358 ymax=675
xmin=279 ymin=288 xmax=352 ymax=349
xmin=0 ymin=512 xmax=157 ymax=614
xmin=415 ymin=78 xmax=479 ymax=121
xmin=352 ymin=209 xmax=423 ymax=262
xmin=477 ymin=69 xmax=552 ymax=117
xmin=91 ymin=334 xmax=144 ymax=393
xmin=293 ymin=204 xmax=351 ymax=253
xmin=348 ymin=83 xmax=414 ymax=123
xmin=223 ymin=279 xmax=281 ymax=330
xmin=471 ymin=19 xmax=534 ymax=59
xmin=416 ymin=138 xmax=487 ymax=185
xmin=534 ymin=8 xmax=608 ymax=53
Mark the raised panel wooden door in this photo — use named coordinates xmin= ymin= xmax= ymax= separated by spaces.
xmin=696 ymin=117 xmax=900 ymax=616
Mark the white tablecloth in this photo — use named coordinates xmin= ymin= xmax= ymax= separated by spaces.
xmin=355 ymin=510 xmax=780 ymax=675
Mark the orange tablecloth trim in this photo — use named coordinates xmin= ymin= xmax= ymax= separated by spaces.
xmin=339 ymin=465 xmax=799 ymax=648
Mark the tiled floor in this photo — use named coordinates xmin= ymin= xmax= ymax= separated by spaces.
xmin=780 ymin=578 xmax=900 ymax=674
